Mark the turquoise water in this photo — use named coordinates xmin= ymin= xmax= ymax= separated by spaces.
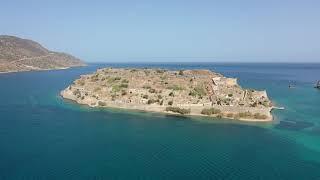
xmin=0 ymin=63 xmax=320 ymax=179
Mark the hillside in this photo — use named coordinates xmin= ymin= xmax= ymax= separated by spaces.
xmin=0 ymin=35 xmax=85 ymax=73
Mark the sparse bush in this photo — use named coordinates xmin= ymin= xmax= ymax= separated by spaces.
xmin=262 ymin=100 xmax=270 ymax=107
xmin=147 ymin=99 xmax=157 ymax=104
xmin=121 ymin=79 xmax=129 ymax=83
xmin=238 ymin=112 xmax=253 ymax=118
xmin=94 ymin=87 xmax=101 ymax=92
xmin=157 ymin=95 xmax=162 ymax=99
xmin=253 ymin=113 xmax=268 ymax=119
xmin=143 ymin=85 xmax=151 ymax=89
xmin=190 ymin=85 xmax=206 ymax=97
xmin=189 ymin=91 xmax=196 ymax=97
xmin=107 ymin=78 xmax=116 ymax=83
xmin=120 ymin=83 xmax=128 ymax=88
xmin=78 ymin=80 xmax=85 ymax=86
xmin=250 ymin=102 xmax=258 ymax=107
xmin=143 ymin=94 xmax=149 ymax=99
xmin=201 ymin=108 xmax=221 ymax=115
xmin=111 ymin=94 xmax=117 ymax=101
xmin=167 ymin=85 xmax=184 ymax=91
xmin=121 ymin=90 xmax=127 ymax=96
xmin=73 ymin=89 xmax=81 ymax=96
xmin=226 ymin=113 xmax=234 ymax=118
xmin=156 ymin=69 xmax=165 ymax=74
xmin=169 ymin=92 xmax=174 ymax=97
xmin=228 ymin=94 xmax=233 ymax=97
xmin=98 ymin=101 xmax=106 ymax=106
xmin=112 ymin=85 xmax=121 ymax=92
xmin=149 ymin=88 xmax=156 ymax=93
xmin=165 ymin=107 xmax=190 ymax=114
xmin=168 ymin=100 xmax=173 ymax=105
xmin=178 ymin=70 xmax=184 ymax=75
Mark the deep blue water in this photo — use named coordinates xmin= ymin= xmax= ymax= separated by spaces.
xmin=0 ymin=63 xmax=320 ymax=179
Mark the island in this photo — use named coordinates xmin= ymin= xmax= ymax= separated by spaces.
xmin=61 ymin=68 xmax=274 ymax=121
xmin=0 ymin=35 xmax=85 ymax=73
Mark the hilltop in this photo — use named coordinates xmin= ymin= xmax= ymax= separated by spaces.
xmin=0 ymin=35 xmax=85 ymax=73
xmin=61 ymin=68 xmax=273 ymax=121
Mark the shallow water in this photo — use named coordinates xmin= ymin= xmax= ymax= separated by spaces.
xmin=0 ymin=63 xmax=320 ymax=179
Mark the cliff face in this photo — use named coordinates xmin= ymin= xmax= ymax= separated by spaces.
xmin=0 ymin=35 xmax=86 ymax=73
xmin=61 ymin=68 xmax=273 ymax=121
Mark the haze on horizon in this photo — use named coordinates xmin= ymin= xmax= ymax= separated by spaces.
xmin=1 ymin=0 xmax=319 ymax=63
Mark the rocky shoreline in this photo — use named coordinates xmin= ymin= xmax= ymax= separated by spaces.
xmin=61 ymin=68 xmax=274 ymax=122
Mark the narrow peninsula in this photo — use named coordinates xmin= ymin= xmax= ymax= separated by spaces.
xmin=61 ymin=68 xmax=274 ymax=121
xmin=0 ymin=35 xmax=85 ymax=73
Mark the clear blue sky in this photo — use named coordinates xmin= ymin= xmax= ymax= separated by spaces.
xmin=1 ymin=0 xmax=319 ymax=62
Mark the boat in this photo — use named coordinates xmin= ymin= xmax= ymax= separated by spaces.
xmin=315 ymin=81 xmax=320 ymax=89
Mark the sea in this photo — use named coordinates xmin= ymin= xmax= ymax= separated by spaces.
xmin=0 ymin=62 xmax=320 ymax=179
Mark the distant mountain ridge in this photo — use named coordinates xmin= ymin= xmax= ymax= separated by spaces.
xmin=0 ymin=35 xmax=86 ymax=73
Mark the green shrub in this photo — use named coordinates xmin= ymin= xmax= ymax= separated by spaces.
xmin=165 ymin=107 xmax=190 ymax=114
xmin=189 ymin=91 xmax=197 ymax=97
xmin=167 ymin=85 xmax=184 ymax=91
xmin=120 ymin=83 xmax=128 ymax=88
xmin=112 ymin=85 xmax=121 ymax=92
xmin=201 ymin=108 xmax=221 ymax=115
xmin=262 ymin=100 xmax=270 ymax=107
xmin=178 ymin=70 xmax=184 ymax=75
xmin=189 ymin=85 xmax=206 ymax=97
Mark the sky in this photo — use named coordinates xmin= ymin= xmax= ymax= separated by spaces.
xmin=1 ymin=0 xmax=320 ymax=63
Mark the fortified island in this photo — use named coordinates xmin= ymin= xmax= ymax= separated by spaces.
xmin=61 ymin=68 xmax=274 ymax=121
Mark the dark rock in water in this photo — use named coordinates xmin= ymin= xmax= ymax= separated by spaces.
xmin=275 ymin=120 xmax=314 ymax=131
